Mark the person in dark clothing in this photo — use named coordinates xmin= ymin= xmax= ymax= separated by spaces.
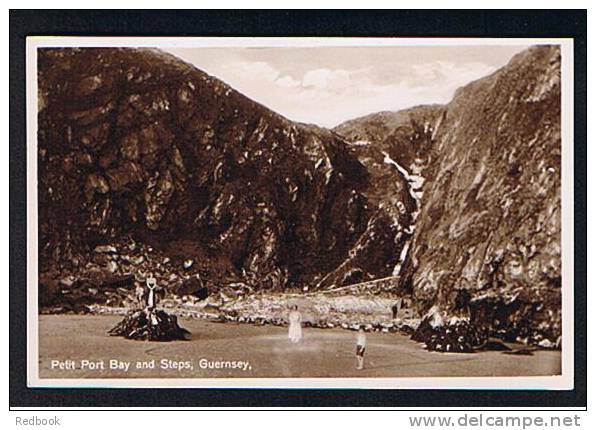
xmin=355 ymin=327 xmax=367 ymax=370
xmin=391 ymin=298 xmax=403 ymax=319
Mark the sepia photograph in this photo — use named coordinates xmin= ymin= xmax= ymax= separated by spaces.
xmin=25 ymin=36 xmax=574 ymax=389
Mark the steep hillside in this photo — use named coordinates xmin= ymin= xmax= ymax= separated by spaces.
xmin=38 ymin=46 xmax=563 ymax=350
xmin=335 ymin=46 xmax=562 ymax=349
xmin=329 ymin=105 xmax=445 ymax=289
xmin=334 ymin=104 xmax=442 ymax=145
xmin=37 ymin=48 xmax=408 ymax=298
xmin=406 ymin=46 xmax=562 ymax=349
xmin=334 ymin=105 xmax=444 ymax=179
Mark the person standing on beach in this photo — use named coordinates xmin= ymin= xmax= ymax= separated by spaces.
xmin=355 ymin=327 xmax=367 ymax=370
xmin=288 ymin=305 xmax=303 ymax=343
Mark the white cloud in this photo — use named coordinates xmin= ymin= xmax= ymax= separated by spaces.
xmin=275 ymin=75 xmax=301 ymax=88
xmin=171 ymin=51 xmax=509 ymax=128
xmin=302 ymin=68 xmax=332 ymax=89
xmin=239 ymin=61 xmax=280 ymax=82
xmin=408 ymin=61 xmax=496 ymax=88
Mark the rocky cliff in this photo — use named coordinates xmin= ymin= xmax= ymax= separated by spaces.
xmin=37 ymin=48 xmax=408 ymax=298
xmin=39 ymin=46 xmax=562 ymax=350
xmin=316 ymin=105 xmax=442 ymax=289
xmin=335 ymin=46 xmax=562 ymax=349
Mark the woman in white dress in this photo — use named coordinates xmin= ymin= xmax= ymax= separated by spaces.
xmin=288 ymin=305 xmax=303 ymax=343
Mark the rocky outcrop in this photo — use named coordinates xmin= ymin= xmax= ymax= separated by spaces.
xmin=37 ymin=48 xmax=407 ymax=299
xmin=408 ymin=46 xmax=561 ymax=349
xmin=336 ymin=46 xmax=562 ymax=349
xmin=322 ymin=105 xmax=444 ymax=290
xmin=108 ymin=308 xmax=190 ymax=341
xmin=39 ymin=45 xmax=563 ymax=350
xmin=333 ymin=104 xmax=442 ymax=147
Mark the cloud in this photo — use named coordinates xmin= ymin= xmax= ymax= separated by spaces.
xmin=275 ymin=75 xmax=301 ymax=88
xmin=238 ymin=61 xmax=280 ymax=82
xmin=176 ymin=54 xmax=504 ymax=128
xmin=302 ymin=68 xmax=332 ymax=89
xmin=301 ymin=68 xmax=369 ymax=94
xmin=408 ymin=61 xmax=497 ymax=87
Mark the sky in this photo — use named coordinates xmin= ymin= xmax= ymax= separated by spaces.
xmin=165 ymin=45 xmax=529 ymax=128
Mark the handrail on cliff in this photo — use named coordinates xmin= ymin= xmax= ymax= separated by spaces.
xmin=286 ymin=275 xmax=401 ymax=297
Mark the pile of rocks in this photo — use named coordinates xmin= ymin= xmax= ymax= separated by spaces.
xmin=39 ymin=236 xmax=217 ymax=313
xmin=412 ymin=312 xmax=486 ymax=353
xmin=108 ymin=308 xmax=190 ymax=341
xmin=39 ymin=271 xmax=137 ymax=314
xmin=470 ymin=286 xmax=562 ymax=348
xmin=73 ymin=288 xmax=421 ymax=336
xmin=411 ymin=287 xmax=561 ymax=352
xmin=216 ymin=293 xmax=420 ymax=334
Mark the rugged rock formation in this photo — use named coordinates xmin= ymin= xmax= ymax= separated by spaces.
xmin=38 ymin=48 xmax=406 ymax=298
xmin=334 ymin=105 xmax=442 ymax=145
xmin=331 ymin=105 xmax=444 ymax=288
xmin=408 ymin=46 xmax=561 ymax=349
xmin=335 ymin=46 xmax=562 ymax=349
xmin=39 ymin=45 xmax=563 ymax=349
xmin=108 ymin=308 xmax=190 ymax=341
xmin=313 ymin=137 xmax=416 ymax=289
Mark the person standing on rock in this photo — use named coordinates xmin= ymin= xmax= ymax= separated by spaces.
xmin=145 ymin=275 xmax=158 ymax=310
xmin=355 ymin=327 xmax=367 ymax=370
xmin=134 ymin=280 xmax=145 ymax=309
xmin=288 ymin=305 xmax=303 ymax=343
xmin=109 ymin=272 xmax=189 ymax=341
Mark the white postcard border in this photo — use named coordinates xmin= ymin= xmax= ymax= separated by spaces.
xmin=26 ymin=36 xmax=575 ymax=390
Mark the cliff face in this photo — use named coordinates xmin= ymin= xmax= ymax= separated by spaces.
xmin=39 ymin=46 xmax=562 ymax=348
xmin=38 ymin=48 xmax=406 ymax=292
xmin=406 ymin=46 xmax=562 ymax=347
xmin=335 ymin=46 xmax=562 ymax=348
xmin=326 ymin=105 xmax=444 ymax=289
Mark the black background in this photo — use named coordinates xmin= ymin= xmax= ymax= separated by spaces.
xmin=9 ymin=9 xmax=587 ymax=409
